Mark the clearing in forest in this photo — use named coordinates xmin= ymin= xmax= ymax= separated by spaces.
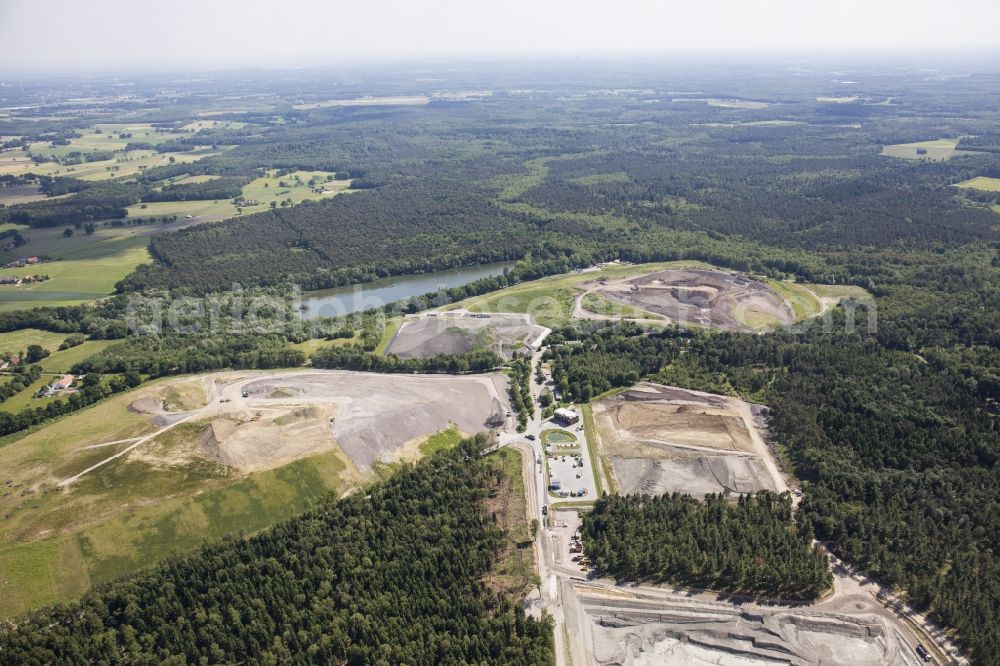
xmin=954 ymin=176 xmax=1000 ymax=191
xmin=880 ymin=138 xmax=972 ymax=160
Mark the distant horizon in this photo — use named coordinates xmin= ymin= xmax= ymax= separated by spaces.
xmin=2 ymin=48 xmax=1000 ymax=79
xmin=2 ymin=0 xmax=999 ymax=74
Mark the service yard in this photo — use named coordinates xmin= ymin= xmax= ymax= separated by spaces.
xmin=592 ymin=382 xmax=782 ymax=497
xmin=545 ymin=436 xmax=596 ymax=502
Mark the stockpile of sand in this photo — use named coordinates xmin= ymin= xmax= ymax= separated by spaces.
xmin=612 ymin=452 xmax=776 ymax=496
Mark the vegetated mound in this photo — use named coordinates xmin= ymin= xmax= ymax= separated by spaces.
xmin=129 ymin=420 xmax=229 ymax=473
xmin=385 ymin=312 xmax=546 ymax=359
xmin=591 ymin=268 xmax=795 ymax=331
xmin=126 ymin=378 xmax=208 ymax=419
xmin=0 ymin=437 xmax=554 ymax=664
xmin=592 ymin=382 xmax=777 ymax=497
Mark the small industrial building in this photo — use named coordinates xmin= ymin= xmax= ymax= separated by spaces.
xmin=554 ymin=407 xmax=580 ymax=426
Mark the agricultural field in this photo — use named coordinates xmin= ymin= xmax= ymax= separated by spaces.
xmin=155 ymin=174 xmax=221 ymax=187
xmin=1 ymin=170 xmax=351 ymax=311
xmin=126 ymin=169 xmax=351 ymax=222
xmin=672 ymin=97 xmax=770 ymax=109
xmin=0 ymin=339 xmax=116 ymax=412
xmin=0 ymin=147 xmax=224 ymax=181
xmin=0 ymin=328 xmax=68 ymax=357
xmin=23 ymin=124 xmax=170 ymax=161
xmin=292 ymin=95 xmax=430 ymax=109
xmin=0 ymin=369 xmax=511 ymax=617
xmin=179 ymin=120 xmax=247 ymax=131
xmin=954 ymin=176 xmax=1000 ymax=191
xmin=880 ymin=138 xmax=970 ymax=160
xmin=590 ymin=382 xmax=782 ymax=497
xmin=0 ymin=225 xmax=150 ymax=310
xmin=0 ymin=184 xmax=50 ymax=205
xmin=37 ymin=340 xmax=117 ymax=374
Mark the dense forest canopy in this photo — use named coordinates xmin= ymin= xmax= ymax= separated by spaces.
xmin=582 ymin=492 xmax=832 ymax=600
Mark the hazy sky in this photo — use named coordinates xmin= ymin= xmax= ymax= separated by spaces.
xmin=1 ymin=0 xmax=998 ymax=72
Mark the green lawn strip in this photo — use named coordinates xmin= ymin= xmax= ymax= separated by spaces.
xmin=375 ymin=317 xmax=404 ymax=355
xmin=581 ymin=404 xmax=608 ymax=497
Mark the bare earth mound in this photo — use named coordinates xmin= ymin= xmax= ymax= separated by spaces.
xmin=234 ymin=371 xmax=510 ymax=471
xmin=612 ymin=452 xmax=776 ymax=496
xmin=589 ymin=268 xmax=795 ymax=331
xmin=574 ymin=586 xmax=917 ymax=666
xmin=593 ymin=382 xmax=779 ymax=497
xmin=386 ymin=312 xmax=547 ymax=359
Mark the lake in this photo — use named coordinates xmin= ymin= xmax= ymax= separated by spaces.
xmin=296 ymin=261 xmax=515 ymax=318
